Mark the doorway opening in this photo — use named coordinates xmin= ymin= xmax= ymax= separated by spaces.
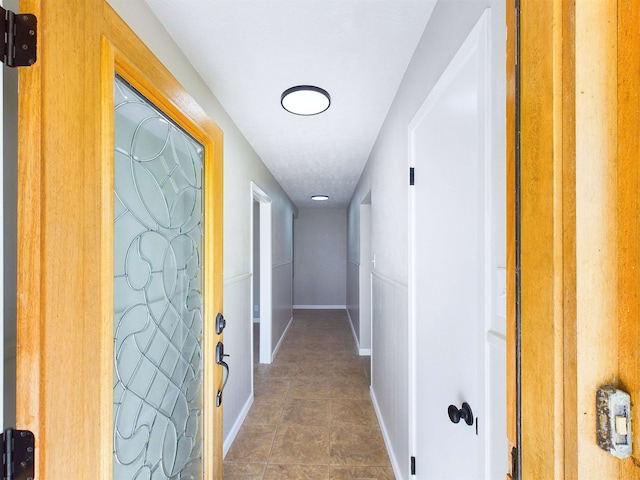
xmin=251 ymin=182 xmax=272 ymax=364
xmin=358 ymin=192 xmax=372 ymax=356
xmin=252 ymin=200 xmax=260 ymax=363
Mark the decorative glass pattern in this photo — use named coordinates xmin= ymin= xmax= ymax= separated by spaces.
xmin=113 ymin=76 xmax=204 ymax=480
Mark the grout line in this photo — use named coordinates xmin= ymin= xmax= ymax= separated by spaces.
xmin=262 ymin=377 xmax=289 ymax=479
xmin=328 ymin=391 xmax=333 ymax=470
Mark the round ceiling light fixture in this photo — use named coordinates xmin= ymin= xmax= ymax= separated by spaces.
xmin=281 ymin=85 xmax=331 ymax=116
xmin=311 ymin=195 xmax=330 ymax=201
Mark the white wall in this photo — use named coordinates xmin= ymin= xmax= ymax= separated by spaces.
xmin=347 ymin=2 xmax=502 ymax=478
xmin=293 ymin=208 xmax=347 ymax=308
xmin=107 ymin=0 xmax=297 ymax=454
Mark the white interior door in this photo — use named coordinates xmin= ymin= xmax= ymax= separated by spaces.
xmin=409 ymin=12 xmax=490 ymax=479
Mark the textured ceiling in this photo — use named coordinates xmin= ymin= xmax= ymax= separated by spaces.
xmin=144 ymin=0 xmax=437 ymax=208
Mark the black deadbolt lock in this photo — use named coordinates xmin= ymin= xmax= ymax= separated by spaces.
xmin=215 ymin=312 xmax=226 ymax=335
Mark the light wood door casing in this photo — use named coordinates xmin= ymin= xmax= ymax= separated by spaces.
xmin=16 ymin=0 xmax=224 ymax=477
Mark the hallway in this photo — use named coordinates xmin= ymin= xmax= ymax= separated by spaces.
xmin=223 ymin=309 xmax=393 ymax=479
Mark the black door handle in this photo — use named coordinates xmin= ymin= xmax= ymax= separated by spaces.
xmin=448 ymin=402 xmax=474 ymax=426
xmin=216 ymin=341 xmax=230 ymax=407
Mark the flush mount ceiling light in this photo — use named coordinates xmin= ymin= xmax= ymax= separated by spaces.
xmin=311 ymin=195 xmax=330 ymax=201
xmin=281 ymin=85 xmax=331 ymax=116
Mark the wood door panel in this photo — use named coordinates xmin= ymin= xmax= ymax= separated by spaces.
xmin=17 ymin=0 xmax=223 ymax=477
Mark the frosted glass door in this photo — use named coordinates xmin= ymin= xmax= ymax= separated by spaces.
xmin=113 ymin=76 xmax=204 ymax=480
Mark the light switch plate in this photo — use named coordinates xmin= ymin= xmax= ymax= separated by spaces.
xmin=596 ymin=385 xmax=632 ymax=459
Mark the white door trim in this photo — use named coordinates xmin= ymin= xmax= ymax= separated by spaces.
xmin=251 ymin=182 xmax=273 ymax=364
xmin=359 ymin=200 xmax=372 ymax=355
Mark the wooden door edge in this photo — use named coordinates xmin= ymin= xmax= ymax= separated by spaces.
xmin=16 ymin=0 xmax=44 ymax=469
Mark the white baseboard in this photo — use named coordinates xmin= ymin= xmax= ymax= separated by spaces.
xmin=346 ymin=307 xmax=357 ymax=341
xmin=346 ymin=309 xmax=371 ymax=356
xmin=293 ymin=304 xmax=347 ymax=309
xmin=223 ymin=393 xmax=253 ymax=457
xmin=271 ymin=316 xmax=293 ymax=361
xmin=371 ymin=387 xmax=403 ymax=480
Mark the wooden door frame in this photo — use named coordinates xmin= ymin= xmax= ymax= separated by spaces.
xmin=617 ymin=3 xmax=640 ymax=478
xmin=509 ymin=1 xmax=577 ymax=476
xmin=510 ymin=0 xmax=640 ymax=477
xmin=16 ymin=0 xmax=224 ymax=477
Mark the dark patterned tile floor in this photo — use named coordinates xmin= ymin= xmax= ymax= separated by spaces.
xmin=224 ymin=309 xmax=394 ymax=479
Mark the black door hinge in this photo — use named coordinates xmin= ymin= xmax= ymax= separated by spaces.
xmin=409 ymin=167 xmax=415 ymax=186
xmin=1 ymin=6 xmax=37 ymax=67
xmin=410 ymin=455 xmax=416 ymax=475
xmin=511 ymin=446 xmax=518 ymax=480
xmin=2 ymin=429 xmax=35 ymax=480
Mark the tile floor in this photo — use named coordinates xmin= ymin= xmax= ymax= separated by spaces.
xmin=223 ymin=309 xmax=395 ymax=479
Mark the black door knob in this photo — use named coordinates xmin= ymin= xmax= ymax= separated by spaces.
xmin=448 ymin=402 xmax=474 ymax=426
